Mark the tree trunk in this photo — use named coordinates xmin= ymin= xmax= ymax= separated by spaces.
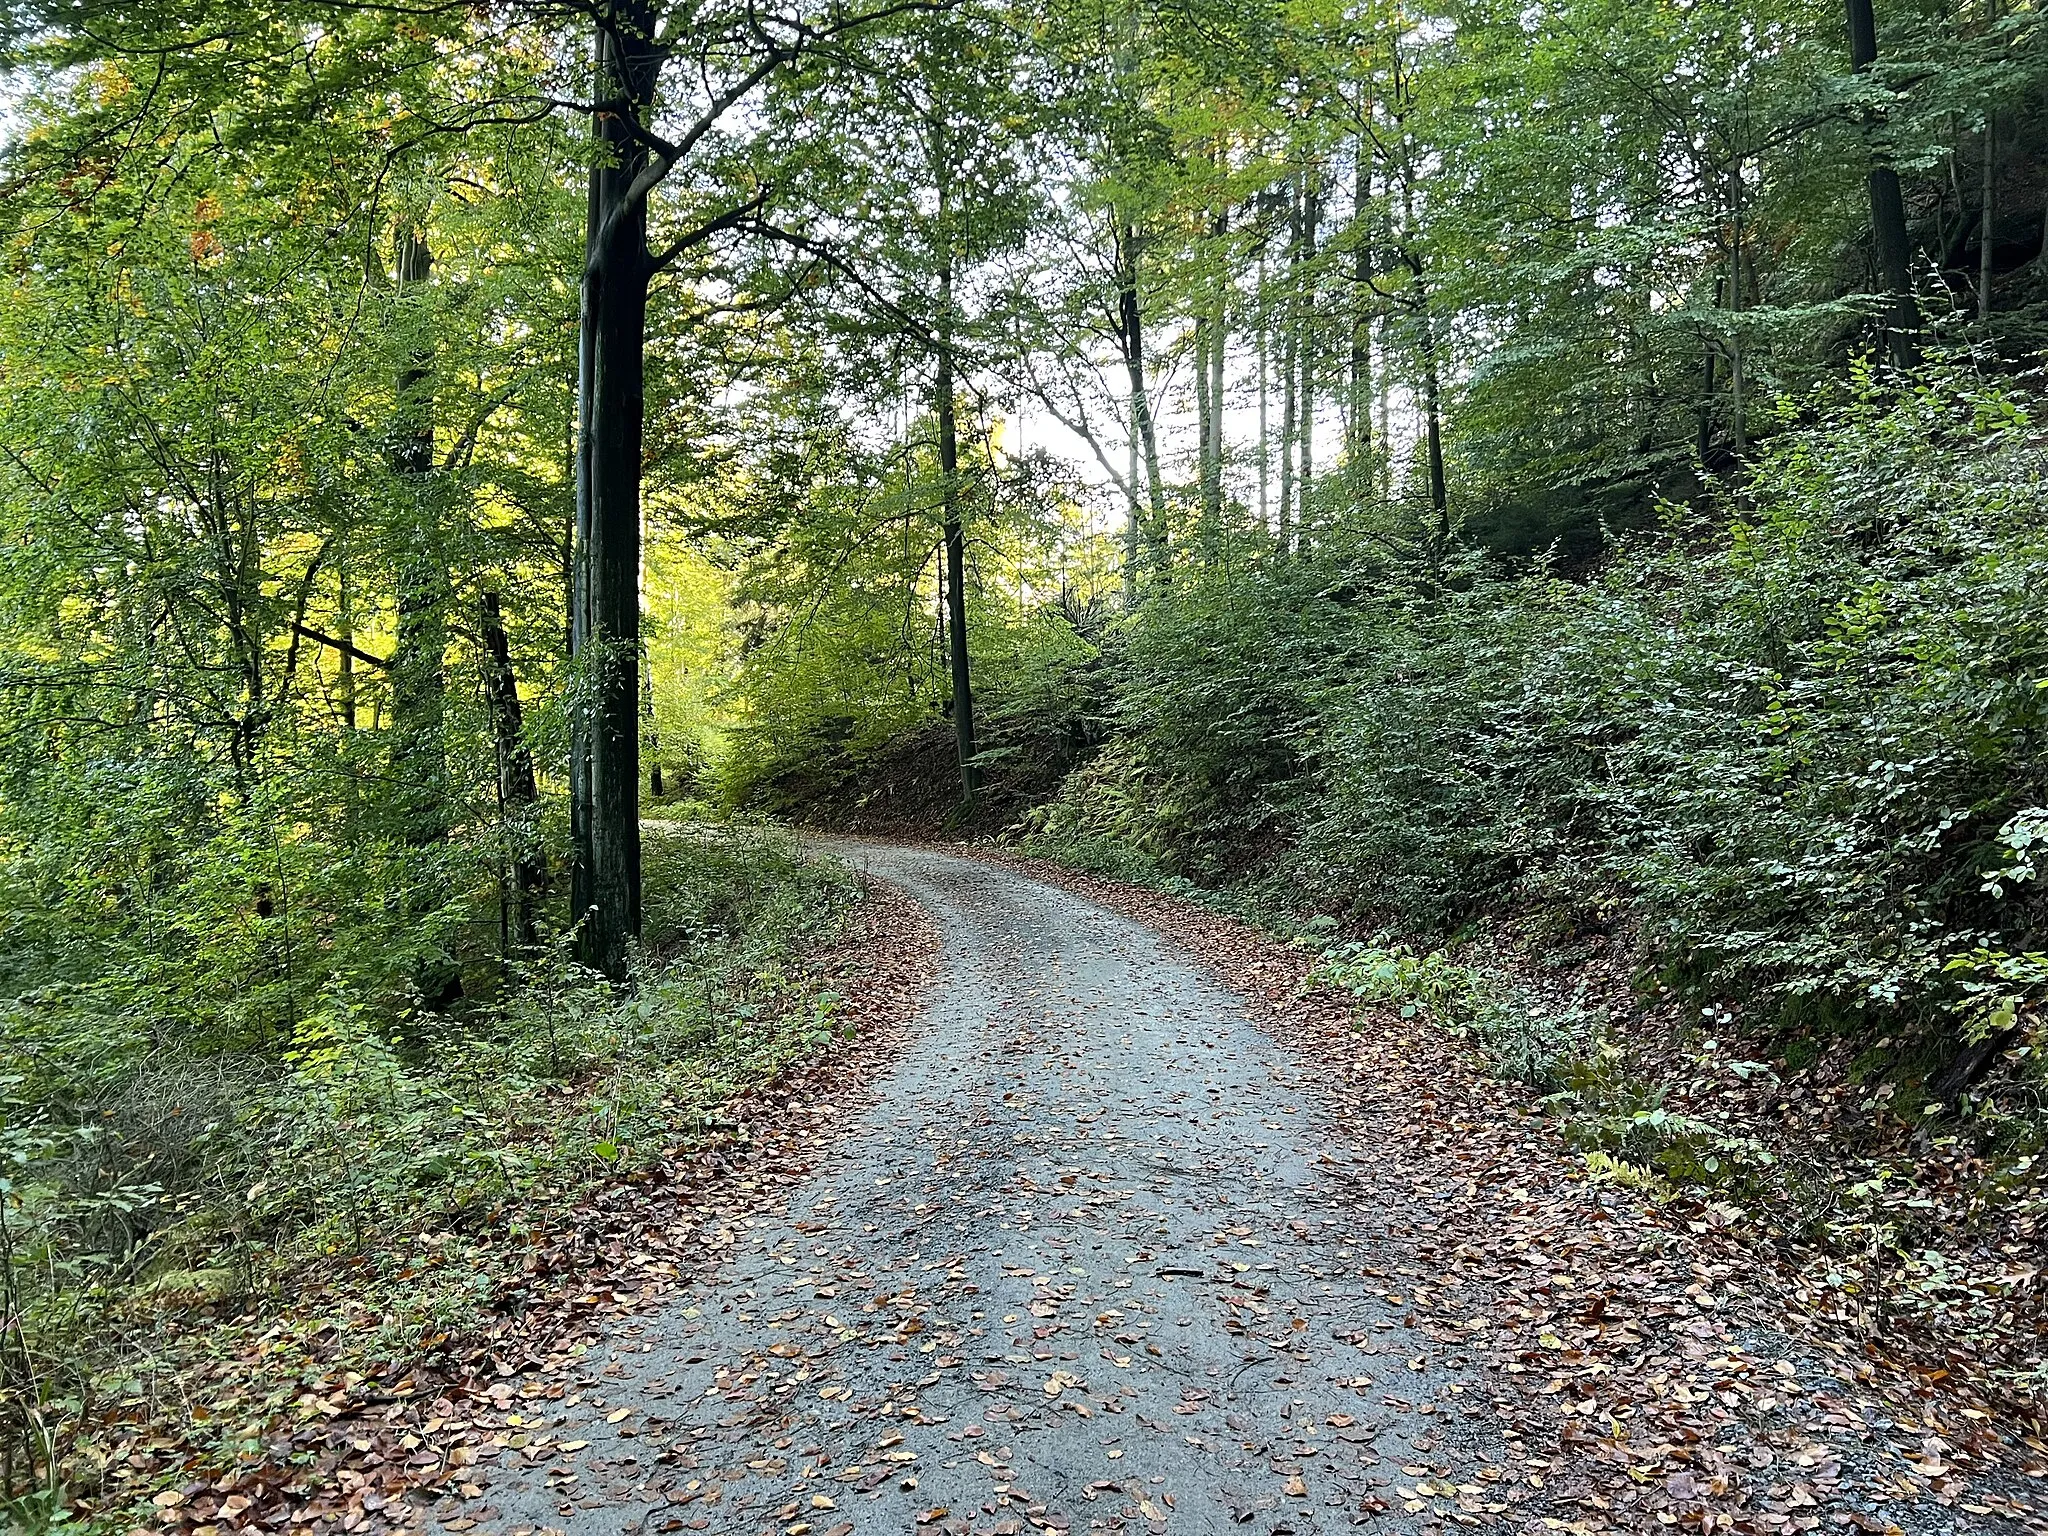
xmin=1697 ymin=342 xmax=1720 ymax=466
xmin=1257 ymin=243 xmax=1270 ymax=528
xmin=1193 ymin=310 xmax=1213 ymax=537
xmin=1420 ymin=311 xmax=1446 ymax=540
xmin=1376 ymin=331 xmax=1391 ymax=508
xmin=937 ymin=262 xmax=977 ymax=805
xmin=1115 ymin=218 xmax=1170 ymax=581
xmin=1200 ymin=204 xmax=1227 ymax=556
xmin=1846 ymin=0 xmax=1918 ymax=366
xmin=642 ymin=639 xmax=663 ymax=798
xmin=1400 ymin=173 xmax=1447 ymax=537
xmin=1277 ymin=178 xmax=1301 ymax=554
xmin=1927 ymin=1023 xmax=2021 ymax=1109
xmin=1124 ymin=418 xmax=1141 ymax=603
xmin=571 ymin=12 xmax=659 ymax=978
xmin=1349 ymin=140 xmax=1373 ymax=471
xmin=1298 ymin=174 xmax=1319 ymax=541
xmin=1978 ymin=115 xmax=1994 ymax=322
xmin=481 ymin=590 xmax=544 ymax=955
xmin=388 ymin=226 xmax=449 ymax=847
xmin=1725 ymin=167 xmax=1748 ymax=458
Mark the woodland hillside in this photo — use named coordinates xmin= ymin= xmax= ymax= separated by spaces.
xmin=1 ymin=0 xmax=2046 ymax=1527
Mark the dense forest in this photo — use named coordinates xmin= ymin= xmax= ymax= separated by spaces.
xmin=2 ymin=0 xmax=2046 ymax=1526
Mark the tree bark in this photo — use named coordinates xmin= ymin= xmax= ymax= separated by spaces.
xmin=1399 ymin=172 xmax=1447 ymax=537
xmin=481 ymin=590 xmax=544 ymax=955
xmin=1420 ymin=309 xmax=1447 ymax=539
xmin=1193 ymin=311 xmax=1213 ymax=532
xmin=1114 ymin=218 xmax=1170 ymax=581
xmin=1725 ymin=167 xmax=1748 ymax=458
xmin=1256 ymin=242 xmax=1269 ymax=529
xmin=1348 ymin=140 xmax=1373 ymax=471
xmin=1298 ymin=173 xmax=1319 ymax=540
xmin=642 ymin=639 xmax=663 ymax=798
xmin=1124 ymin=415 xmax=1141 ymax=603
xmin=1978 ymin=116 xmax=1994 ymax=322
xmin=1200 ymin=203 xmax=1227 ymax=556
xmin=1277 ymin=177 xmax=1301 ymax=554
xmin=1846 ymin=0 xmax=1919 ymax=366
xmin=571 ymin=10 xmax=659 ymax=978
xmin=388 ymin=226 xmax=448 ymax=847
xmin=936 ymin=261 xmax=977 ymax=805
xmin=1697 ymin=339 xmax=1720 ymax=466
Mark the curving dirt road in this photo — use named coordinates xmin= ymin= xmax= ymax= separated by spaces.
xmin=452 ymin=843 xmax=1492 ymax=1536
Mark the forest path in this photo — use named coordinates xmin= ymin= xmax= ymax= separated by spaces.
xmin=453 ymin=841 xmax=1483 ymax=1536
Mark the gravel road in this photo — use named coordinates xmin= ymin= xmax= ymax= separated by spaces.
xmin=454 ymin=843 xmax=1504 ymax=1536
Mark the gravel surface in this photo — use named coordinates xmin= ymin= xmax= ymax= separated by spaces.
xmin=447 ymin=843 xmax=1495 ymax=1535
xmin=438 ymin=842 xmax=2042 ymax=1536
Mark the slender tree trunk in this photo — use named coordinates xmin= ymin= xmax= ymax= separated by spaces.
xmin=1420 ymin=313 xmax=1446 ymax=539
xmin=481 ymin=591 xmax=543 ymax=954
xmin=1846 ymin=0 xmax=1919 ymax=366
xmin=1207 ymin=240 xmax=1225 ymax=490
xmin=1376 ymin=347 xmax=1392 ymax=508
xmin=571 ymin=12 xmax=658 ymax=977
xmin=1399 ymin=172 xmax=1447 ymax=536
xmin=1201 ymin=205 xmax=1227 ymax=555
xmin=1277 ymin=314 xmax=1297 ymax=549
xmin=1257 ymin=244 xmax=1270 ymax=529
xmin=936 ymin=262 xmax=977 ymax=804
xmin=1298 ymin=174 xmax=1319 ymax=542
xmin=1726 ymin=168 xmax=1748 ymax=458
xmin=1193 ymin=310 xmax=1214 ymax=536
xmin=1277 ymin=178 xmax=1301 ymax=553
xmin=1124 ymin=418 xmax=1141 ymax=603
xmin=1115 ymin=219 xmax=1170 ymax=580
xmin=1978 ymin=115 xmax=1995 ymax=322
xmin=642 ymin=640 xmax=663 ymax=798
xmin=388 ymin=226 xmax=449 ymax=847
xmin=1698 ymin=340 xmax=1720 ymax=466
xmin=1349 ymin=141 xmax=1374 ymax=471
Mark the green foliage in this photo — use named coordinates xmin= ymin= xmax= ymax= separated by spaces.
xmin=1008 ymin=370 xmax=2048 ymax=1394
xmin=0 ymin=824 xmax=853 ymax=1524
xmin=1312 ymin=940 xmax=1600 ymax=1090
xmin=1021 ymin=740 xmax=1184 ymax=878
xmin=3 ymin=0 xmax=2046 ymax=1486
xmin=1065 ymin=374 xmax=2048 ymax=1072
xmin=1549 ymin=1043 xmax=1785 ymax=1192
xmin=714 ymin=398 xmax=1111 ymax=820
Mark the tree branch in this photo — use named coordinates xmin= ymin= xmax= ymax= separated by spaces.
xmin=291 ymin=623 xmax=390 ymax=670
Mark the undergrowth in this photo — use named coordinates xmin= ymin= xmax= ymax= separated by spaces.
xmin=2 ymin=822 xmax=855 ymax=1530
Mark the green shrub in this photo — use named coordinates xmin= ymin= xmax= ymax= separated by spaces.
xmin=1311 ymin=939 xmax=1600 ymax=1090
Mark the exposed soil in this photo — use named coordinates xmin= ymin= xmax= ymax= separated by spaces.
xmin=749 ymin=722 xmax=1087 ymax=839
